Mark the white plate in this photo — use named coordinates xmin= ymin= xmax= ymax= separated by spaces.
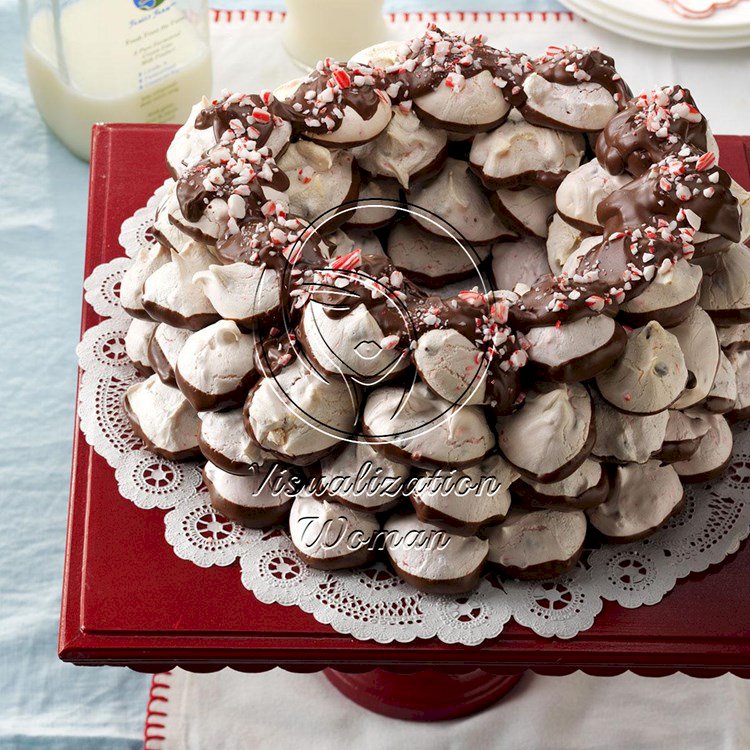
xmin=561 ymin=0 xmax=750 ymax=48
xmin=581 ymin=0 xmax=750 ymax=37
xmin=594 ymin=0 xmax=750 ymax=30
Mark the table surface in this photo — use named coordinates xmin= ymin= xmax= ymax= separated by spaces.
xmin=0 ymin=0 xmax=744 ymax=747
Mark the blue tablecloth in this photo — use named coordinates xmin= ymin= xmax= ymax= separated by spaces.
xmin=0 ymin=1 xmax=557 ymax=748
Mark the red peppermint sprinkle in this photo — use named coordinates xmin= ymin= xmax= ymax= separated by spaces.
xmin=695 ymin=152 xmax=716 ymax=171
xmin=333 ymin=69 xmax=352 ymax=88
xmin=330 ymin=248 xmax=361 ymax=270
xmin=585 ymin=295 xmax=605 ymax=312
xmin=251 ymin=107 xmax=271 ymax=124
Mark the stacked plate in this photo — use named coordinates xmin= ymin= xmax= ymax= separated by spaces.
xmin=559 ymin=0 xmax=750 ymax=49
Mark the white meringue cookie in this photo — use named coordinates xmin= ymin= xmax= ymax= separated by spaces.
xmin=670 ymin=307 xmax=721 ymax=410
xmin=525 ymin=314 xmax=624 ymax=381
xmin=486 ymin=507 xmax=587 ymax=572
xmin=408 ymin=158 xmax=514 ymax=245
xmin=278 ymin=141 xmax=358 ymax=228
xmin=414 ymin=328 xmax=486 ymax=406
xmin=364 ymin=383 xmax=495 ymax=468
xmin=546 ymin=213 xmax=590 ymax=275
xmin=718 ymin=322 xmax=750 ymax=351
xmin=388 ymin=221 xmax=489 ymax=286
xmin=125 ymin=318 xmax=157 ymax=373
xmin=588 ymin=461 xmax=684 ymax=542
xmin=120 ymin=244 xmax=171 ymax=317
xmin=290 ymin=493 xmax=379 ymax=562
xmin=414 ymin=69 xmax=511 ymax=133
xmin=176 ymin=320 xmax=257 ymax=409
xmin=124 ymin=374 xmax=200 ymax=458
xmin=199 ymin=409 xmax=268 ymax=471
xmin=149 ymin=323 xmax=192 ymax=384
xmin=522 ymin=73 xmax=619 ymax=132
xmin=300 ymin=301 xmax=407 ymax=383
xmin=492 ymin=237 xmax=550 ymax=290
xmin=525 ymin=458 xmax=602 ymax=499
xmin=344 ymin=177 xmax=400 ymax=228
xmin=699 ymin=243 xmax=750 ymax=324
xmin=592 ymin=392 xmax=669 ymax=464
xmin=492 ymin=185 xmax=556 ymax=238
xmin=245 ymin=357 xmax=359 ymax=463
xmin=596 ymin=321 xmax=688 ymax=415
xmin=142 ymin=243 xmax=219 ymax=329
xmin=384 ymin=513 xmax=488 ymax=583
xmin=412 ymin=455 xmax=517 ymax=529
xmin=706 ymin=351 xmax=738 ymax=413
xmin=727 ymin=348 xmax=750 ymax=419
xmin=193 ymin=262 xmax=281 ymax=327
xmin=672 ymin=412 xmax=733 ymax=482
xmin=496 ymin=382 xmax=593 ymax=482
xmin=204 ymin=460 xmax=296 ymax=508
xmin=555 ymin=159 xmax=631 ymax=231
xmin=318 ymin=438 xmax=410 ymax=511
xmin=469 ymin=112 xmax=585 ymax=189
xmin=351 ymin=107 xmax=447 ymax=189
xmin=305 ymin=91 xmax=392 ymax=147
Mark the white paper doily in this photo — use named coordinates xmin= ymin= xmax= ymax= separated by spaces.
xmin=75 ymin=182 xmax=750 ymax=644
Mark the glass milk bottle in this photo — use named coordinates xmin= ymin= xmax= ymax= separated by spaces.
xmin=283 ymin=0 xmax=389 ymax=69
xmin=21 ymin=0 xmax=213 ymax=160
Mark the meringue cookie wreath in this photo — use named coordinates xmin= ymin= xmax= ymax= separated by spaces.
xmin=121 ymin=25 xmax=750 ymax=594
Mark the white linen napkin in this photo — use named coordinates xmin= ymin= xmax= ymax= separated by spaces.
xmin=146 ymin=668 xmax=750 ymax=750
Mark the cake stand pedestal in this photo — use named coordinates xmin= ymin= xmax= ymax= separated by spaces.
xmin=324 ymin=669 xmax=524 ymax=720
xmin=59 ymin=125 xmax=750 ymax=722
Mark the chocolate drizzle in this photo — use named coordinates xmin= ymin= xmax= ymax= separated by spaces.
xmin=596 ymin=86 xmax=710 ymax=176
xmin=175 ymin=137 xmax=290 ymax=225
xmin=284 ymin=59 xmax=386 ymax=136
xmin=381 ymin=25 xmax=532 ymax=108
xmin=532 ymin=46 xmax=632 ymax=104
xmin=597 ymin=146 xmax=740 ymax=240
xmin=194 ymin=91 xmax=293 ymax=153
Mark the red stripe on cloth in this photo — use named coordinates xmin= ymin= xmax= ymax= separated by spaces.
xmin=144 ymin=672 xmax=173 ymax=750
xmin=210 ymin=9 xmax=577 ymax=24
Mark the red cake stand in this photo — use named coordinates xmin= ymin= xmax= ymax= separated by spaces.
xmin=59 ymin=125 xmax=750 ymax=721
